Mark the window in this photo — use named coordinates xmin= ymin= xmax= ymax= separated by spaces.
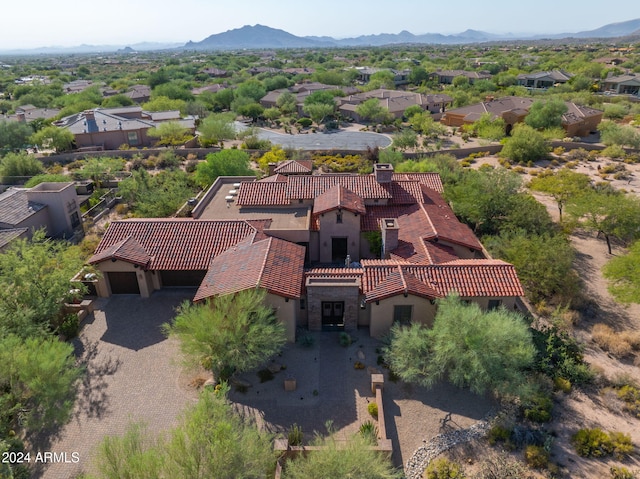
xmin=336 ymin=211 xmax=342 ymax=223
xmin=393 ymin=305 xmax=413 ymax=325
xmin=127 ymin=131 xmax=139 ymax=146
xmin=488 ymin=299 xmax=502 ymax=310
xmin=70 ymin=211 xmax=81 ymax=228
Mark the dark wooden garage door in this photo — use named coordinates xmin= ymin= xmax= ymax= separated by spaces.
xmin=108 ymin=272 xmax=140 ymax=294
xmin=160 ymin=270 xmax=206 ymax=287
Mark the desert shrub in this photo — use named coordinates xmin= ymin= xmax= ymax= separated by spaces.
xmin=424 ymin=457 xmax=466 ymax=478
xmin=565 ymin=148 xmax=589 ymax=161
xmin=475 ymin=452 xmax=528 ymax=479
xmin=617 ymin=385 xmax=640 ymax=418
xmin=57 ymin=314 xmax=79 ymax=339
xmin=114 ymin=203 xmax=128 ymax=215
xmin=185 ymin=160 xmax=198 ymax=173
xmin=288 ymin=423 xmax=303 ymax=446
xmin=572 ymin=428 xmax=634 ymax=459
xmin=156 ymin=151 xmax=181 ymax=169
xmin=297 ymin=334 xmax=315 ymax=348
xmin=359 ymin=420 xmax=378 ymax=445
xmin=353 ymin=361 xmax=365 ymax=370
xmin=553 ymin=146 xmax=565 ymax=156
xmin=610 ymin=466 xmax=636 ymax=479
xmin=368 ymin=402 xmax=378 ymax=418
xmin=488 ymin=424 xmax=512 ymax=447
xmin=66 ymin=160 xmax=85 ymax=170
xmin=257 ymin=368 xmax=274 ymax=383
xmin=312 ymin=154 xmax=369 ymax=173
xmin=554 ymin=377 xmax=572 ymax=393
xmin=296 ymin=117 xmax=312 ymax=128
xmin=523 ymin=393 xmax=553 ymax=423
xmin=602 ymin=145 xmax=626 ymax=159
xmin=524 ymin=445 xmax=549 ymax=469
xmin=592 ymin=324 xmax=635 ymax=358
xmin=338 ymin=332 xmax=352 ymax=347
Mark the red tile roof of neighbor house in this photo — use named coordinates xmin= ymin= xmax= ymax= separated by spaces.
xmin=194 ymin=236 xmax=305 ymax=301
xmin=89 ymin=219 xmax=261 ymax=270
xmin=313 ymin=185 xmax=366 ymax=215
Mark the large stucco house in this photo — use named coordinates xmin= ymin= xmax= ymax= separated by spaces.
xmin=442 ymin=96 xmax=603 ymax=137
xmin=88 ymin=164 xmax=524 ymax=341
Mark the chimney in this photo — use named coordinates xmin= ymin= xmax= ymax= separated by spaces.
xmin=268 ymin=162 xmax=277 ymax=176
xmin=16 ymin=112 xmax=25 ymax=122
xmin=374 ymin=163 xmax=393 ymax=183
xmin=84 ymin=110 xmax=95 ymax=122
xmin=381 ymin=218 xmax=399 ymax=258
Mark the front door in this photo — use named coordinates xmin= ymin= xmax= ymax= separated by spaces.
xmin=331 ymin=237 xmax=348 ymax=264
xmin=322 ymin=301 xmax=344 ymax=330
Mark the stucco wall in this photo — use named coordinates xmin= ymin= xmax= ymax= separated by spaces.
xmin=265 ymin=293 xmax=297 ymax=343
xmin=94 ymin=260 xmax=155 ymax=298
xmin=318 ymin=210 xmax=361 ymax=263
xmin=369 ymin=295 xmax=436 ymax=338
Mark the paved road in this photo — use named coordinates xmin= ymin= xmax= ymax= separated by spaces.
xmin=236 ymin=123 xmax=392 ymax=150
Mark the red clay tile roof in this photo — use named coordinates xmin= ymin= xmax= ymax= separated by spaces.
xmin=313 ymin=185 xmax=366 ymax=215
xmin=89 ymin=236 xmax=151 ymax=268
xmin=392 ymin=173 xmax=444 ymax=193
xmin=89 ymin=219 xmax=259 ymax=270
xmin=360 ymin=259 xmax=523 ymax=302
xmin=423 ymin=241 xmax=460 ymax=264
xmin=258 ymin=174 xmax=289 ymax=182
xmin=274 ymin=160 xmax=313 ymax=174
xmin=194 ymin=236 xmax=305 ymax=301
xmin=237 ymin=181 xmax=289 ymax=206
xmin=421 ymin=186 xmax=482 ymax=250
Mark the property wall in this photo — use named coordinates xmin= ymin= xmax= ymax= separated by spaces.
xmin=317 ymin=210 xmax=361 ymax=263
xmin=265 ymin=293 xmax=297 ymax=343
xmin=465 ymin=296 xmax=517 ymax=311
xmin=369 ymin=295 xmax=436 ymax=338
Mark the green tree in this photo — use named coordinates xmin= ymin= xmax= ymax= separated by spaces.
xmin=92 ymin=387 xmax=275 ymax=479
xmin=598 ymin=121 xmax=640 ymax=148
xmin=80 ymin=157 xmax=126 ymax=188
xmin=163 ymin=289 xmax=287 ymax=383
xmin=409 ymin=66 xmax=429 ymax=85
xmin=567 ymin=189 xmax=640 ymax=254
xmin=0 ymin=120 xmax=33 ymax=154
xmin=384 ymin=294 xmax=535 ymax=398
xmin=485 ymin=233 xmax=577 ymax=303
xmin=365 ymin=70 xmax=396 ymax=90
xmin=0 ymin=230 xmax=86 ymax=337
xmin=500 ymin=124 xmax=549 ymax=164
xmin=142 ymin=96 xmax=186 ymax=113
xmin=303 ymin=103 xmax=335 ymax=128
xmin=236 ymin=102 xmax=264 ymax=122
xmin=603 ymin=241 xmax=640 ymax=304
xmin=524 ymin=99 xmax=568 ymax=130
xmin=0 ymin=334 xmax=81 ymax=431
xmin=147 ymin=121 xmax=192 ymax=148
xmin=463 ymin=113 xmax=505 ymax=141
xmin=198 ymin=112 xmax=236 ymax=147
xmin=30 ymin=126 xmax=75 ymax=153
xmin=194 ymin=149 xmax=254 ymax=188
xmin=392 ymin=128 xmax=418 ymax=151
xmin=303 ymin=90 xmax=336 ymax=107
xmin=101 ymin=94 xmax=134 ymax=108
xmin=0 ymin=152 xmax=44 ymax=184
xmin=234 ymin=80 xmax=267 ymax=103
xmin=529 ymin=169 xmax=591 ymax=222
xmin=283 ymin=430 xmax=400 ymax=479
xmin=118 ymin=169 xmax=197 ymax=218
xmin=276 ymin=91 xmax=298 ymax=115
xmin=152 ymin=82 xmax=195 ymax=102
xmin=355 ymin=98 xmax=390 ymax=124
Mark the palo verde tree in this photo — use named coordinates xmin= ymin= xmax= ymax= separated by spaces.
xmin=163 ymin=288 xmax=287 ymax=383
xmin=567 ymin=188 xmax=640 ymax=255
xmin=500 ymin=124 xmax=549 ymax=164
xmin=384 ymin=294 xmax=535 ymax=398
xmin=529 ymin=169 xmax=591 ymax=222
xmin=147 ymin=121 xmax=192 ymax=148
xmin=30 ymin=125 xmax=75 ymax=153
xmin=0 ymin=151 xmax=44 ymax=184
xmin=197 ymin=112 xmax=236 ymax=147
xmin=355 ymin=98 xmax=391 ymax=124
xmin=524 ymin=99 xmax=568 ymax=130
xmin=194 ymin=149 xmax=254 ymax=188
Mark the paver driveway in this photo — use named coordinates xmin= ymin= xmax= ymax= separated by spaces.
xmin=35 ymin=290 xmax=199 ymax=479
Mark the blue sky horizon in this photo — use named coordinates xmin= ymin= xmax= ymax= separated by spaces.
xmin=1 ymin=0 xmax=638 ymax=50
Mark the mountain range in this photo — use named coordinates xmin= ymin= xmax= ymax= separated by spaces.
xmin=1 ymin=19 xmax=639 ymax=55
xmin=184 ymin=19 xmax=640 ymax=50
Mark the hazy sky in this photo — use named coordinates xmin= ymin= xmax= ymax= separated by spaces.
xmin=2 ymin=0 xmax=638 ymax=49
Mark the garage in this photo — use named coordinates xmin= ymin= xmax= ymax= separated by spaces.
xmin=160 ymin=270 xmax=207 ymax=287
xmin=108 ymin=272 xmax=140 ymax=294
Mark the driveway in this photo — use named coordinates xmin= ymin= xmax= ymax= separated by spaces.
xmin=236 ymin=122 xmax=392 ymax=150
xmin=34 ymin=290 xmax=199 ymax=479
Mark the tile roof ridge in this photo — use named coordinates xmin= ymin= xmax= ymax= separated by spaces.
xmin=257 ymin=236 xmax=273 ymax=285
xmin=397 ymin=263 xmax=408 ymax=295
